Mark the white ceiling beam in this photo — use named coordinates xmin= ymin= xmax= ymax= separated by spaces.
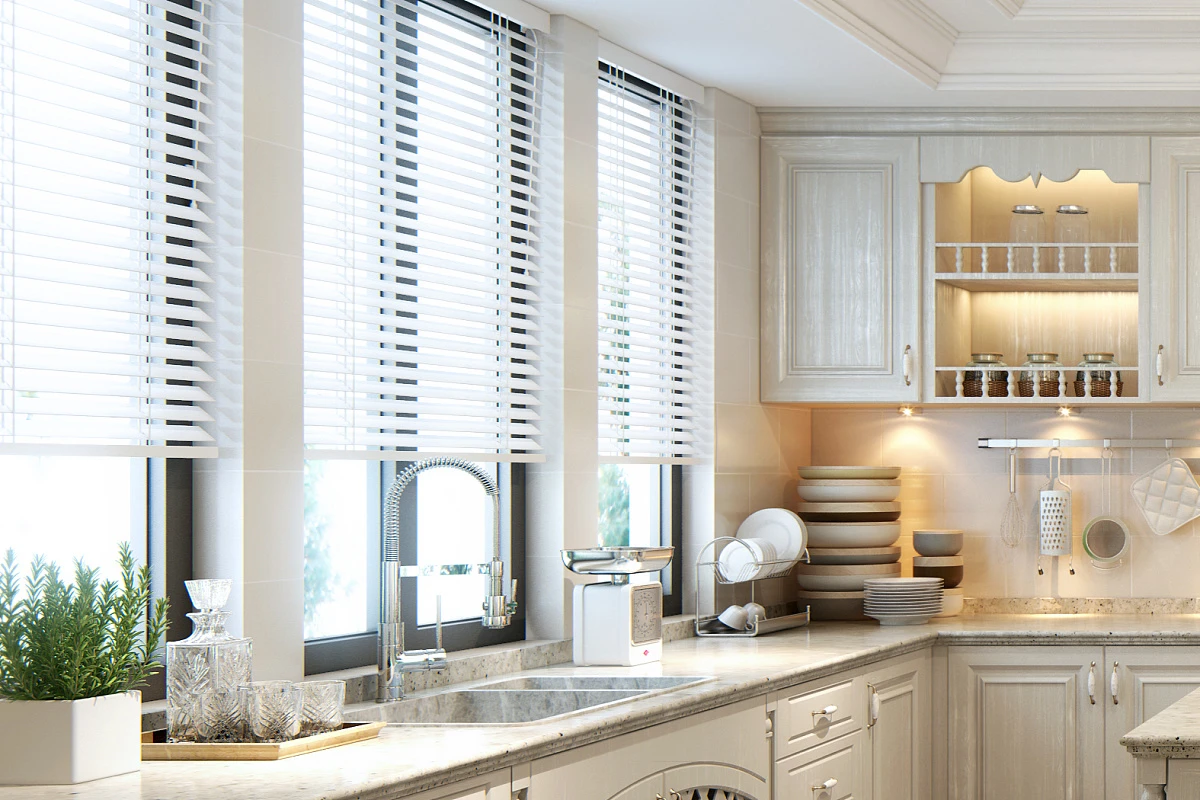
xmin=791 ymin=0 xmax=957 ymax=88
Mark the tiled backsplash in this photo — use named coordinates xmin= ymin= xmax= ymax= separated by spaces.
xmin=810 ymin=407 xmax=1200 ymax=599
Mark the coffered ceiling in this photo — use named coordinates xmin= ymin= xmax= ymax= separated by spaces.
xmin=530 ymin=0 xmax=1200 ymax=107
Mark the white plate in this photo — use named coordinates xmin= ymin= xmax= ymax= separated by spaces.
xmin=718 ymin=538 xmax=777 ymax=583
xmin=863 ymin=577 xmax=943 ymax=586
xmin=865 ymin=603 xmax=943 ymax=611
xmin=796 ymin=480 xmax=902 ymax=503
xmin=798 ymin=466 xmax=902 ymax=480
xmin=736 ymin=508 xmax=806 ymax=565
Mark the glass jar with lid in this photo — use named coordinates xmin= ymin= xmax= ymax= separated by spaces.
xmin=964 ymin=353 xmax=1009 ymax=397
xmin=1009 ymin=205 xmax=1045 ymax=273
xmin=1054 ymin=205 xmax=1090 ymax=273
xmin=1074 ymin=353 xmax=1123 ymax=398
xmin=1018 ymin=353 xmax=1062 ymax=397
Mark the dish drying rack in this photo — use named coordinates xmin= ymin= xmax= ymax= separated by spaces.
xmin=693 ymin=537 xmax=811 ymax=637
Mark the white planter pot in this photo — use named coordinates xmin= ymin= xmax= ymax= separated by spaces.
xmin=0 ymin=690 xmax=141 ymax=785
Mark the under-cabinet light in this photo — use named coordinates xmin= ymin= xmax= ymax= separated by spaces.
xmin=898 ymin=406 xmax=921 ymax=417
xmin=1057 ymin=406 xmax=1075 ymax=417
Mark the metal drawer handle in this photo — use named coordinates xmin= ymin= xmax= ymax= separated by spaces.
xmin=812 ymin=778 xmax=838 ymax=794
xmin=812 ymin=704 xmax=837 ymax=719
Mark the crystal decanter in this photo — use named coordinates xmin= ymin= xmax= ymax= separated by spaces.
xmin=166 ymin=579 xmax=253 ymax=742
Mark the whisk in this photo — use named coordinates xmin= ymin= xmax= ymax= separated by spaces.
xmin=1000 ymin=447 xmax=1025 ymax=548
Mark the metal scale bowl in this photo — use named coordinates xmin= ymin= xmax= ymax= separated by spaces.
xmin=561 ymin=547 xmax=674 ymax=666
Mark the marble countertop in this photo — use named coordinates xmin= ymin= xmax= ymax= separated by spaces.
xmin=13 ymin=613 xmax=1200 ymax=800
xmin=1123 ymin=687 xmax=1200 ymax=758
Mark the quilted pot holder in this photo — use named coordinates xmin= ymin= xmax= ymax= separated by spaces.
xmin=1130 ymin=458 xmax=1200 ymax=535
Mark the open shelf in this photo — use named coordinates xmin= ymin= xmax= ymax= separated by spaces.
xmin=935 ymin=273 xmax=1138 ymax=293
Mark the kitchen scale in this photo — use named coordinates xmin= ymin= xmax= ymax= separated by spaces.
xmin=561 ymin=546 xmax=674 ymax=666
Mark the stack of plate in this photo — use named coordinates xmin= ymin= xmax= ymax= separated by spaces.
xmin=863 ymin=577 xmax=944 ymax=626
xmin=795 ymin=466 xmax=903 ymax=621
xmin=719 ymin=508 xmax=807 ymax=584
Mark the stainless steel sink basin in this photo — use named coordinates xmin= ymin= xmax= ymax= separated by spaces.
xmin=344 ymin=675 xmax=713 ymax=726
xmin=347 ymin=689 xmax=645 ymax=725
xmin=476 ymin=675 xmax=709 ymax=691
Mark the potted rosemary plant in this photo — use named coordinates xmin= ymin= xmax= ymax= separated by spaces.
xmin=0 ymin=544 xmax=169 ymax=785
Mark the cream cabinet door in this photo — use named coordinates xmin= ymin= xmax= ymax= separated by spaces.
xmin=947 ymin=646 xmax=1104 ymax=800
xmin=662 ymin=763 xmax=768 ymax=800
xmin=1104 ymin=646 xmax=1200 ymax=800
xmin=760 ymin=136 xmax=920 ymax=403
xmin=776 ymin=732 xmax=864 ymax=800
xmin=1150 ymin=137 xmax=1200 ymax=400
xmin=864 ymin=652 xmax=930 ymax=800
xmin=410 ymin=769 xmax=511 ymax=800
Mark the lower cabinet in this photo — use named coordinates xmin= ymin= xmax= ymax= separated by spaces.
xmin=945 ymin=645 xmax=1200 ymax=800
xmin=771 ymin=651 xmax=930 ymax=800
xmin=528 ymin=697 xmax=770 ymax=800
xmin=410 ymin=768 xmax=512 ymax=800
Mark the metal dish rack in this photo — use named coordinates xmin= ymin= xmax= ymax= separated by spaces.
xmin=693 ymin=537 xmax=811 ymax=637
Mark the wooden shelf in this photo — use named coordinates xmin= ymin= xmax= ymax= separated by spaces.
xmin=934 ymin=273 xmax=1139 ymax=292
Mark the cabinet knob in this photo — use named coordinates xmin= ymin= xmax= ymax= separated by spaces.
xmin=812 ymin=777 xmax=838 ymax=795
xmin=812 ymin=704 xmax=837 ymax=719
xmin=903 ymin=344 xmax=913 ymax=386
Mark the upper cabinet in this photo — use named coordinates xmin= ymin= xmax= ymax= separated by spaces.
xmin=1149 ymin=137 xmax=1200 ymax=401
xmin=921 ymin=136 xmax=1150 ymax=405
xmin=760 ymin=136 xmax=920 ymax=403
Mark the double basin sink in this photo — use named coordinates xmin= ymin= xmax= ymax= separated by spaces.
xmin=346 ymin=675 xmax=711 ymax=726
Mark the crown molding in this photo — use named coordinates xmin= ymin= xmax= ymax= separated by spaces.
xmin=987 ymin=0 xmax=1023 ymax=18
xmin=792 ymin=0 xmax=956 ymax=88
xmin=757 ymin=108 xmax=1200 ymax=136
xmin=1013 ymin=0 xmax=1200 ymax=20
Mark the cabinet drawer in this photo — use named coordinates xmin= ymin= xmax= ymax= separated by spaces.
xmin=775 ymin=676 xmax=863 ymax=760
xmin=776 ymin=733 xmax=861 ymax=800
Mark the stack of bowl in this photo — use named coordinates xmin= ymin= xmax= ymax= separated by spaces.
xmin=913 ymin=529 xmax=964 ymax=617
xmin=793 ymin=466 xmax=902 ymax=620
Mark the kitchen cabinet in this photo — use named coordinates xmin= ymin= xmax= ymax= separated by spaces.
xmin=864 ymin=652 xmax=930 ymax=800
xmin=409 ymin=768 xmax=511 ymax=800
xmin=947 ymin=645 xmax=1105 ymax=800
xmin=760 ymin=136 xmax=920 ymax=403
xmin=776 ymin=733 xmax=862 ymax=800
xmin=528 ymin=697 xmax=769 ymax=800
xmin=1149 ymin=137 xmax=1200 ymax=400
xmin=1104 ymin=646 xmax=1200 ymax=800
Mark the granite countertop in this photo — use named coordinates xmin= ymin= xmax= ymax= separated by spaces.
xmin=1122 ymin=686 xmax=1200 ymax=758
xmin=12 ymin=613 xmax=1200 ymax=800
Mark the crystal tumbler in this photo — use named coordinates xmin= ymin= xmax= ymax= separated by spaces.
xmin=241 ymin=681 xmax=302 ymax=743
xmin=197 ymin=690 xmax=245 ymax=743
xmin=298 ymin=680 xmax=346 ymax=736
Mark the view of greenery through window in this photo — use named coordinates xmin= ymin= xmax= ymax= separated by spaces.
xmin=597 ymin=463 xmax=662 ymax=548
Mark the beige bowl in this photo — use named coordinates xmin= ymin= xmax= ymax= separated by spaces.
xmin=796 ymin=479 xmax=902 ymax=503
xmin=795 ymin=562 xmax=901 ymax=592
xmin=806 ymin=546 xmax=902 ymax=565
xmin=913 ymin=530 xmax=964 ymax=557
xmin=796 ymin=501 xmax=901 ymax=523
xmin=805 ymin=521 xmax=902 ymax=548
xmin=797 ymin=590 xmax=866 ymax=621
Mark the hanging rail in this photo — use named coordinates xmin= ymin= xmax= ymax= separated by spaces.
xmin=978 ymin=438 xmax=1200 ymax=450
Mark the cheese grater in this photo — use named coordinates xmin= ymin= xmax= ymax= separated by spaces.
xmin=1039 ymin=448 xmax=1072 ymax=557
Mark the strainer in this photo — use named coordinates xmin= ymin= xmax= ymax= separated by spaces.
xmin=1082 ymin=445 xmax=1129 ymax=570
xmin=1039 ymin=448 xmax=1074 ymax=570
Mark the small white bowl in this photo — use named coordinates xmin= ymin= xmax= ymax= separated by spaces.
xmin=718 ymin=604 xmax=749 ymax=630
xmin=743 ymin=602 xmax=767 ymax=627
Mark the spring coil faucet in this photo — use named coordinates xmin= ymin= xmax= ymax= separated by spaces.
xmin=377 ymin=458 xmax=518 ymax=702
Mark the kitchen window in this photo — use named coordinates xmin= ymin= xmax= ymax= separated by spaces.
xmin=301 ymin=0 xmax=543 ymax=669
xmin=0 ymin=0 xmax=212 ymax=693
xmin=596 ymin=63 xmax=697 ymax=614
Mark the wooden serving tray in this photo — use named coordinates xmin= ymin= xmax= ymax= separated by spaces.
xmin=141 ymin=720 xmax=386 ymax=761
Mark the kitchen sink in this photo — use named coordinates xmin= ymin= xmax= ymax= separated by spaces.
xmin=344 ymin=676 xmax=713 ymax=726
xmin=475 ymin=675 xmax=709 ymax=692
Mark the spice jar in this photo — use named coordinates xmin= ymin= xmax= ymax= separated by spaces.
xmin=1074 ymin=353 xmax=1123 ymax=398
xmin=965 ymin=353 xmax=1009 ymax=397
xmin=1018 ymin=353 xmax=1063 ymax=397
xmin=1009 ymin=205 xmax=1045 ymax=273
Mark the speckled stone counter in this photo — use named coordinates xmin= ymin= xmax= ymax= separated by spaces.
xmin=11 ymin=614 xmax=1200 ymax=800
xmin=1123 ymin=688 xmax=1200 ymax=758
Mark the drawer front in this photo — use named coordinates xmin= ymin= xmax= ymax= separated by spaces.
xmin=777 ymin=732 xmax=862 ymax=800
xmin=776 ymin=676 xmax=863 ymax=759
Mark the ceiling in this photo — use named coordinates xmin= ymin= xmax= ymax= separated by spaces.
xmin=529 ymin=0 xmax=1200 ymax=108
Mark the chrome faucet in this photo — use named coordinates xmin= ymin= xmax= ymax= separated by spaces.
xmin=376 ymin=457 xmax=519 ymax=702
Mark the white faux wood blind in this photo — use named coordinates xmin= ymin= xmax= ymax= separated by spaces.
xmin=0 ymin=0 xmax=216 ymax=455
xmin=597 ymin=63 xmax=697 ymax=463
xmin=303 ymin=0 xmax=543 ymax=460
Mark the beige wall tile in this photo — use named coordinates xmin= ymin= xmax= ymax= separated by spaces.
xmin=715 ymin=263 xmax=758 ymax=339
xmin=716 ymin=403 xmax=783 ymax=474
xmin=715 ymin=333 xmax=753 ymax=406
xmin=811 ymin=409 xmax=885 ymax=466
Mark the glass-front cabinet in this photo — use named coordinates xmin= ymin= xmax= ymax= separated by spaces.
xmin=919 ymin=136 xmax=1150 ymax=404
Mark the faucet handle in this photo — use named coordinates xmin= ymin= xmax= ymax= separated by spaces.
xmin=435 ymin=594 xmax=443 ymax=651
xmin=506 ymin=578 xmax=519 ymax=616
